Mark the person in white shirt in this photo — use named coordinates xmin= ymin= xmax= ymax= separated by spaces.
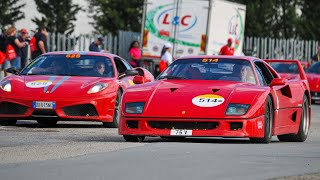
xmin=159 ymin=43 xmax=173 ymax=72
xmin=161 ymin=43 xmax=173 ymax=64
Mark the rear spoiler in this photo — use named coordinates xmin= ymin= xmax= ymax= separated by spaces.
xmin=264 ymin=59 xmax=307 ymax=80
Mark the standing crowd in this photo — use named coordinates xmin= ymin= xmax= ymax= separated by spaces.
xmin=0 ymin=26 xmax=48 ymax=78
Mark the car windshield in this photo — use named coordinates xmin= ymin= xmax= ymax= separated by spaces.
xmin=269 ymin=62 xmax=299 ymax=74
xmin=157 ymin=58 xmax=257 ymax=84
xmin=21 ymin=54 xmax=115 ymax=77
xmin=307 ymin=62 xmax=320 ymax=74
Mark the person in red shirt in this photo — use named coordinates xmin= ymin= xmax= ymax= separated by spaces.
xmin=219 ymin=38 xmax=234 ymax=55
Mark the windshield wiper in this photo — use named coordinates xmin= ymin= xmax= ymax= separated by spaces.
xmin=158 ymin=75 xmax=186 ymax=80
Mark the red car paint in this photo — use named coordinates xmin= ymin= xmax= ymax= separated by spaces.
xmin=119 ymin=56 xmax=311 ymax=141
xmin=305 ymin=62 xmax=320 ymax=102
xmin=0 ymin=51 xmax=154 ymax=124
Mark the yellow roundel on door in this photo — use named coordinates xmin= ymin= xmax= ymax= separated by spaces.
xmin=192 ymin=94 xmax=225 ymax=107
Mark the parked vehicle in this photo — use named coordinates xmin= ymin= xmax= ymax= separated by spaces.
xmin=141 ymin=0 xmax=246 ymax=59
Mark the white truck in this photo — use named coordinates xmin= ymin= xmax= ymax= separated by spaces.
xmin=141 ymin=0 xmax=246 ymax=59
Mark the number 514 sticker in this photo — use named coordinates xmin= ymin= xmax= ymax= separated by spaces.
xmin=192 ymin=94 xmax=225 ymax=107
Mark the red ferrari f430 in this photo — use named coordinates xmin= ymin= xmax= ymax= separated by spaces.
xmin=0 ymin=52 xmax=153 ymax=127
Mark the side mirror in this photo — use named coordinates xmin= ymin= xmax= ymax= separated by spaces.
xmin=6 ymin=67 xmax=19 ymax=75
xmin=125 ymin=70 xmax=139 ymax=76
xmin=133 ymin=75 xmax=145 ymax=84
xmin=270 ymin=78 xmax=285 ymax=87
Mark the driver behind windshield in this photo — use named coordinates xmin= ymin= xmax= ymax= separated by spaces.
xmin=91 ymin=61 xmax=106 ymax=76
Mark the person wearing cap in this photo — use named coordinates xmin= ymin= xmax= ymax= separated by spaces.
xmin=18 ymin=28 xmax=30 ymax=69
xmin=159 ymin=43 xmax=173 ymax=72
xmin=219 ymin=38 xmax=234 ymax=55
xmin=89 ymin=37 xmax=105 ymax=52
xmin=31 ymin=26 xmax=48 ymax=59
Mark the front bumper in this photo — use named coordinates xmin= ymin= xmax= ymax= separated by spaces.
xmin=119 ymin=116 xmax=265 ymax=138
xmin=0 ymin=93 xmax=117 ymax=122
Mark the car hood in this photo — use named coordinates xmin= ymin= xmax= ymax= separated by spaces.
xmin=125 ymin=80 xmax=268 ymax=118
xmin=306 ymin=73 xmax=320 ymax=91
xmin=9 ymin=75 xmax=117 ymax=97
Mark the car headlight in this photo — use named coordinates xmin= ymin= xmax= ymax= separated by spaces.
xmin=87 ymin=83 xmax=108 ymax=94
xmin=226 ymin=104 xmax=250 ymax=115
xmin=0 ymin=80 xmax=11 ymax=92
xmin=125 ymin=102 xmax=145 ymax=114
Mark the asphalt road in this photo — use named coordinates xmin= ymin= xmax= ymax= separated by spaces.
xmin=0 ymin=105 xmax=320 ymax=180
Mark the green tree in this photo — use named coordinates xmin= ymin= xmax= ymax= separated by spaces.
xmin=0 ymin=0 xmax=25 ymax=32
xmin=32 ymin=0 xmax=82 ymax=35
xmin=230 ymin=0 xmax=277 ymax=37
xmin=298 ymin=0 xmax=320 ymax=40
xmin=231 ymin=0 xmax=301 ymax=38
xmin=273 ymin=0 xmax=300 ymax=38
xmin=88 ymin=0 xmax=144 ymax=35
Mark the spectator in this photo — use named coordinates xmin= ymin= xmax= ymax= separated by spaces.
xmin=219 ymin=38 xmax=234 ymax=55
xmin=89 ymin=37 xmax=106 ymax=52
xmin=0 ymin=34 xmax=6 ymax=79
xmin=159 ymin=43 xmax=173 ymax=72
xmin=128 ymin=41 xmax=141 ymax=67
xmin=309 ymin=42 xmax=320 ymax=64
xmin=18 ymin=28 xmax=29 ymax=69
xmin=31 ymin=26 xmax=48 ymax=59
xmin=5 ymin=26 xmax=27 ymax=73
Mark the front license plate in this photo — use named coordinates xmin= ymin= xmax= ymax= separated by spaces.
xmin=32 ymin=101 xmax=56 ymax=109
xmin=170 ymin=129 xmax=192 ymax=136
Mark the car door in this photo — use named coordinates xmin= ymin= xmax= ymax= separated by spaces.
xmin=255 ymin=60 xmax=302 ymax=131
xmin=114 ymin=57 xmax=135 ymax=88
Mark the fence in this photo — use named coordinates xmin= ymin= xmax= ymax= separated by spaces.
xmin=46 ymin=33 xmax=118 ymax=55
xmin=243 ymin=37 xmax=318 ymax=61
xmin=45 ymin=31 xmax=141 ymax=61
xmin=46 ymin=31 xmax=318 ymax=62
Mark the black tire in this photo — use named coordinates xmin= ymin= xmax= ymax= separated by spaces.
xmin=311 ymin=99 xmax=316 ymax=104
xmin=103 ymin=90 xmax=122 ymax=128
xmin=123 ymin=135 xmax=145 ymax=142
xmin=277 ymin=95 xmax=310 ymax=142
xmin=0 ymin=120 xmax=17 ymax=126
xmin=250 ymin=96 xmax=273 ymax=144
xmin=37 ymin=120 xmax=58 ymax=126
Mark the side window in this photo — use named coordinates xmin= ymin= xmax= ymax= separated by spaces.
xmin=255 ymin=65 xmax=267 ymax=86
xmin=114 ymin=57 xmax=128 ymax=74
xmin=121 ymin=58 xmax=132 ymax=70
xmin=254 ymin=61 xmax=274 ymax=85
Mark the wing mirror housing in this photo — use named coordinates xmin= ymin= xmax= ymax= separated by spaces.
xmin=270 ymin=78 xmax=285 ymax=87
xmin=5 ymin=67 xmax=20 ymax=75
xmin=133 ymin=75 xmax=145 ymax=84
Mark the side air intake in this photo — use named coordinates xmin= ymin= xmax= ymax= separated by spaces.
xmin=280 ymin=85 xmax=292 ymax=98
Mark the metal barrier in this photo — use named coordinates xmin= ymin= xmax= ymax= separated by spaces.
xmin=244 ymin=37 xmax=318 ymax=61
xmin=44 ymin=32 xmax=319 ymax=72
xmin=46 ymin=33 xmax=117 ymax=55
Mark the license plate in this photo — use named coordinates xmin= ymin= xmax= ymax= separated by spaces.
xmin=170 ymin=129 xmax=192 ymax=136
xmin=32 ymin=101 xmax=56 ymax=109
